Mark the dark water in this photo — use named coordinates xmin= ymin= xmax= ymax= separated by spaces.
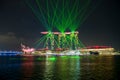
xmin=0 ymin=55 xmax=120 ymax=80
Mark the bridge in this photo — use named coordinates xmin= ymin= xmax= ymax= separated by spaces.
xmin=0 ymin=51 xmax=22 ymax=56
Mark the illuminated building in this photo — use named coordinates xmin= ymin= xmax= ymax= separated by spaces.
xmin=80 ymin=46 xmax=115 ymax=55
xmin=40 ymin=31 xmax=80 ymax=50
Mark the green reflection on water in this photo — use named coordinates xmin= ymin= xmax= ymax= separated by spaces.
xmin=46 ymin=56 xmax=56 ymax=61
xmin=70 ymin=56 xmax=80 ymax=59
xmin=60 ymin=55 xmax=80 ymax=59
xmin=10 ymin=57 xmax=28 ymax=60
xmin=36 ymin=57 xmax=43 ymax=60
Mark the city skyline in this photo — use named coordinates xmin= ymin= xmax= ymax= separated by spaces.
xmin=0 ymin=0 xmax=120 ymax=50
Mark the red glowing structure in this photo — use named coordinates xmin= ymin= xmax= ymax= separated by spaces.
xmin=85 ymin=46 xmax=112 ymax=49
xmin=41 ymin=31 xmax=79 ymax=35
xmin=41 ymin=32 xmax=49 ymax=34
xmin=21 ymin=43 xmax=35 ymax=54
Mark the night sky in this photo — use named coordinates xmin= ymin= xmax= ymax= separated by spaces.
xmin=0 ymin=0 xmax=120 ymax=50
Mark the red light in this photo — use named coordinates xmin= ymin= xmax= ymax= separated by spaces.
xmin=53 ymin=32 xmax=60 ymax=34
xmin=86 ymin=45 xmax=112 ymax=49
xmin=41 ymin=32 xmax=48 ymax=34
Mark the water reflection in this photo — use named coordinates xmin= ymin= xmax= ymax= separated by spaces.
xmin=21 ymin=56 xmax=34 ymax=80
xmin=80 ymin=56 xmax=115 ymax=80
xmin=43 ymin=56 xmax=56 ymax=80
xmin=0 ymin=56 xmax=22 ymax=80
xmin=55 ymin=56 xmax=81 ymax=80
xmin=0 ymin=55 xmax=119 ymax=80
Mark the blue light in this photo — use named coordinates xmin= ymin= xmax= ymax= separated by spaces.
xmin=0 ymin=51 xmax=22 ymax=56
